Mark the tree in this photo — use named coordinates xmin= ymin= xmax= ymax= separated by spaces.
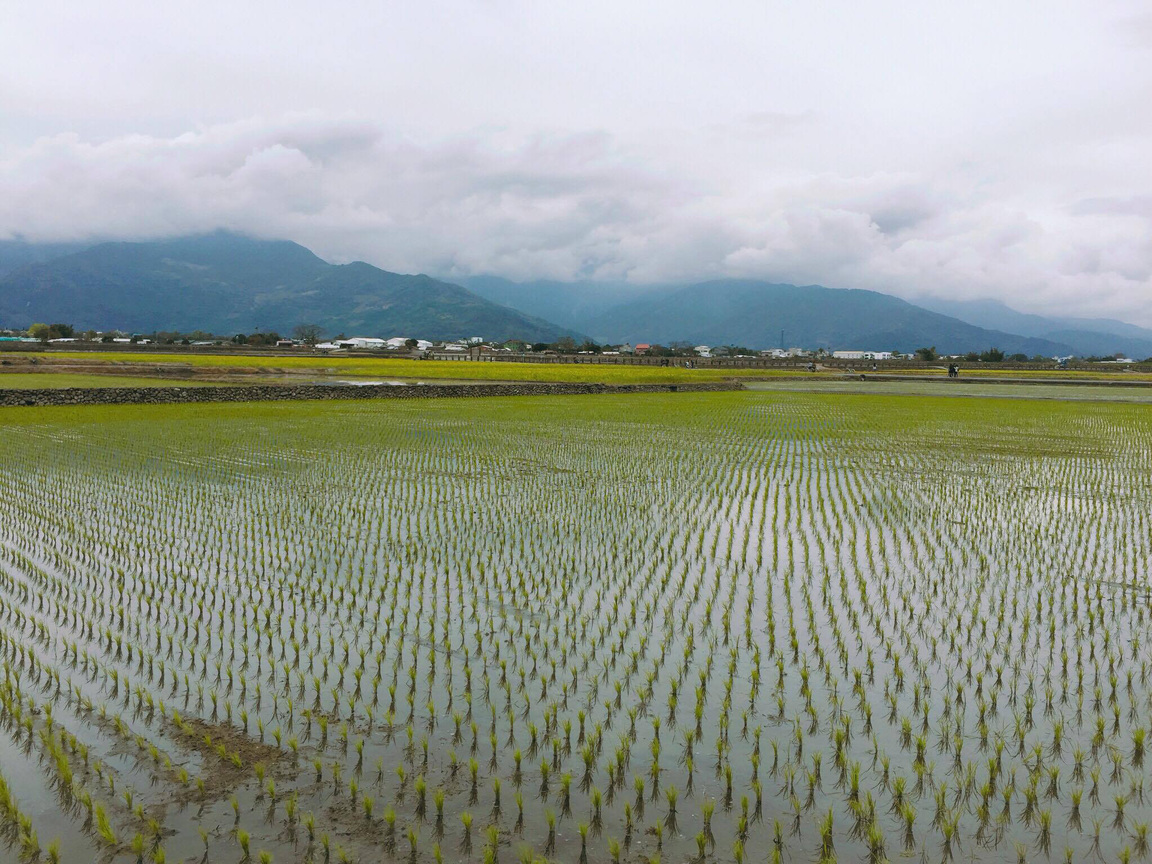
xmin=980 ymin=347 xmax=1005 ymax=363
xmin=914 ymin=346 xmax=937 ymax=362
xmin=293 ymin=324 xmax=323 ymax=346
xmin=555 ymin=336 xmax=577 ymax=353
xmin=405 ymin=338 xmax=419 ymax=349
xmin=49 ymin=323 xmax=74 ymax=338
xmin=28 ymin=323 xmax=52 ymax=343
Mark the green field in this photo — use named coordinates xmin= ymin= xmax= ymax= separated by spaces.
xmin=31 ymin=349 xmax=1152 ymax=385
xmin=0 ymin=373 xmax=223 ymax=388
xmin=1 ymin=390 xmax=1150 ymax=863
xmin=39 ymin=351 xmax=804 ymax=384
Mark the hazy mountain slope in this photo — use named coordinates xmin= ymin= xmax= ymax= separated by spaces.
xmin=460 ymin=275 xmax=660 ymax=330
xmin=0 ymin=233 xmax=577 ymax=341
xmin=577 ymin=280 xmax=1072 ymax=354
xmin=917 ymin=297 xmax=1152 ymax=357
xmin=0 ymin=239 xmax=92 ymax=279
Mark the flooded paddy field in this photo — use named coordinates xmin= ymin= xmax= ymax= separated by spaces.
xmin=746 ymin=377 xmax=1152 ymax=404
xmin=1 ymin=391 xmax=1150 ymax=863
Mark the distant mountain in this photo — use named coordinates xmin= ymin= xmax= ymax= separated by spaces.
xmin=0 ymin=239 xmax=92 ymax=279
xmin=470 ymin=277 xmax=1073 ymax=355
xmin=916 ymin=297 xmax=1152 ymax=359
xmin=0 ymin=233 xmax=578 ymax=342
xmin=460 ymin=275 xmax=661 ymax=329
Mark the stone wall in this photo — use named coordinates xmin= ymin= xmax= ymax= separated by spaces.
xmin=0 ymin=381 xmax=744 ymax=408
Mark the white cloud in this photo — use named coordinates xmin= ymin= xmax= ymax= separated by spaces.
xmin=0 ymin=0 xmax=1150 ymax=322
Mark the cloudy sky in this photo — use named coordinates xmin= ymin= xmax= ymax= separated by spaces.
xmin=1 ymin=0 xmax=1150 ymax=320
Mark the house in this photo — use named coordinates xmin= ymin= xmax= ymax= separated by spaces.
xmin=385 ymin=337 xmax=410 ymax=349
xmin=634 ymin=343 xmax=651 ymax=355
xmin=337 ymin=337 xmax=386 ymax=350
xmin=763 ymin=348 xmax=811 ymax=359
xmin=833 ymin=350 xmax=866 ymax=360
xmin=314 ymin=342 xmax=341 ymax=351
xmin=617 ymin=343 xmax=634 ymax=355
xmin=415 ymin=340 xmax=433 ymax=351
xmin=275 ymin=339 xmax=296 ymax=348
xmin=694 ymin=345 xmax=712 ymax=358
xmin=443 ymin=343 xmax=467 ymax=352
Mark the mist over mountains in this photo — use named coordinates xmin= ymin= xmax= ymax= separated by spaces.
xmin=1 ymin=232 xmax=1149 ymax=357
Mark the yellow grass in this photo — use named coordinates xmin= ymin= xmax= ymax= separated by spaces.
xmin=38 ymin=351 xmax=810 ymax=384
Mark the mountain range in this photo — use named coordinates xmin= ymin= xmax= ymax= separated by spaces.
xmin=1 ymin=232 xmax=1149 ymax=356
xmin=0 ymin=234 xmax=575 ymax=342
xmin=914 ymin=297 xmax=1152 ymax=360
xmin=462 ymin=276 xmax=1148 ymax=357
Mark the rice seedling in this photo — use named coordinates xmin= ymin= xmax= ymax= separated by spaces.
xmin=1 ymin=390 xmax=1152 ymax=861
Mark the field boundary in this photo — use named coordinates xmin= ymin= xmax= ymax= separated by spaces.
xmin=0 ymin=380 xmax=745 ymax=407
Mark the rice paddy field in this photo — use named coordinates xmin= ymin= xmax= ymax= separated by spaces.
xmin=1 ymin=389 xmax=1151 ymax=864
xmin=0 ymin=375 xmax=225 ymax=389
xmin=26 ymin=352 xmax=790 ymax=385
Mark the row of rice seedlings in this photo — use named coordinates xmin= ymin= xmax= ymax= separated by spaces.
xmin=0 ymin=394 xmax=1150 ymax=860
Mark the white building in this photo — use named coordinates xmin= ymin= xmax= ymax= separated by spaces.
xmin=694 ymin=345 xmax=712 ymax=357
xmin=833 ymin=350 xmax=892 ymax=361
xmin=386 ymin=337 xmax=410 ymax=349
xmin=337 ymin=337 xmax=387 ymax=350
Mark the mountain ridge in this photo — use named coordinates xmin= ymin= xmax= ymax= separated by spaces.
xmin=0 ymin=233 xmax=579 ymax=342
xmin=465 ymin=276 xmax=1075 ymax=355
xmin=914 ymin=296 xmax=1152 ymax=358
xmin=1 ymin=233 xmax=1141 ymax=355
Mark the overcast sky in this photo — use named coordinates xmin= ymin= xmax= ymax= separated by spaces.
xmin=1 ymin=0 xmax=1150 ymax=320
